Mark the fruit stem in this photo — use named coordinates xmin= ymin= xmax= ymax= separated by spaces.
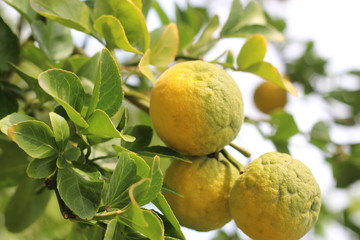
xmin=123 ymin=86 xmax=150 ymax=114
xmin=229 ymin=142 xmax=251 ymax=158
xmin=221 ymin=149 xmax=245 ymax=173
xmin=94 ymin=209 xmax=125 ymax=218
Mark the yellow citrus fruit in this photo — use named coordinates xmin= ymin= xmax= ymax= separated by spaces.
xmin=229 ymin=152 xmax=321 ymax=240
xmin=150 ymin=60 xmax=244 ymax=156
xmin=253 ymin=81 xmax=287 ymax=114
xmin=163 ymin=155 xmax=240 ymax=231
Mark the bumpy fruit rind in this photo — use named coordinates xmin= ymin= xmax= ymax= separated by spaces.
xmin=229 ymin=152 xmax=321 ymax=240
xmin=150 ymin=60 xmax=244 ymax=156
xmin=163 ymin=155 xmax=240 ymax=231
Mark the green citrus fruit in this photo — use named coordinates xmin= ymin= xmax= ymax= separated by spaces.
xmin=163 ymin=155 xmax=240 ymax=231
xmin=150 ymin=60 xmax=244 ymax=156
xmin=253 ymin=81 xmax=287 ymax=114
xmin=229 ymin=152 xmax=321 ymax=240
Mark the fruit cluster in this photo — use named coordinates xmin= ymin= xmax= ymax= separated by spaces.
xmin=150 ymin=61 xmax=321 ymax=240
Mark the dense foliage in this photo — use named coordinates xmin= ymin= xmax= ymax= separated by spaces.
xmin=0 ymin=0 xmax=359 ymax=239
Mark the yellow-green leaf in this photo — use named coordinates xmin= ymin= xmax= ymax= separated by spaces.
xmin=244 ymin=61 xmax=297 ymax=96
xmin=139 ymin=49 xmax=156 ymax=83
xmin=30 ymin=0 xmax=92 ymax=34
xmin=94 ymin=15 xmax=142 ymax=54
xmin=94 ymin=0 xmax=150 ymax=51
xmin=237 ymin=34 xmax=267 ymax=69
xmin=8 ymin=120 xmax=58 ymax=159
xmin=150 ymin=23 xmax=179 ymax=68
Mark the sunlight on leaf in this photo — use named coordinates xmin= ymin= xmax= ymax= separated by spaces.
xmin=30 ymin=0 xmax=92 ymax=33
xmin=139 ymin=49 xmax=156 ymax=83
xmin=237 ymin=34 xmax=267 ymax=69
xmin=150 ymin=23 xmax=179 ymax=68
xmin=8 ymin=120 xmax=58 ymax=159
xmin=94 ymin=16 xmax=143 ymax=54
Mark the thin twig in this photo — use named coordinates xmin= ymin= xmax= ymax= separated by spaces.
xmin=94 ymin=209 xmax=125 ymax=218
xmin=90 ymin=155 xmax=118 ymax=161
xmin=221 ymin=149 xmax=245 ymax=173
xmin=229 ymin=142 xmax=251 ymax=158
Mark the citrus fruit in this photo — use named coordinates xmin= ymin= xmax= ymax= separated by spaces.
xmin=150 ymin=60 xmax=244 ymax=156
xmin=253 ymin=81 xmax=287 ymax=114
xmin=229 ymin=152 xmax=321 ymax=240
xmin=163 ymin=155 xmax=240 ymax=231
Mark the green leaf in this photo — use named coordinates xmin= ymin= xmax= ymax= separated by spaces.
xmin=226 ymin=24 xmax=285 ymax=42
xmin=139 ymin=49 xmax=156 ymax=83
xmin=26 ymin=157 xmax=57 ymax=179
xmin=94 ymin=16 xmax=142 ymax=54
xmin=61 ymin=54 xmax=90 ymax=73
xmin=241 ymin=1 xmax=267 ymax=26
xmin=0 ymin=17 xmax=20 ymax=72
xmin=11 ymin=62 xmax=52 ymax=102
xmin=243 ymin=61 xmax=297 ymax=95
xmin=119 ymin=207 xmax=164 ymax=240
xmin=30 ymin=0 xmax=92 ymax=33
xmin=237 ymin=34 xmax=267 ymax=69
xmin=0 ymin=140 xmax=28 ymax=188
xmin=220 ymin=0 xmax=243 ymax=36
xmin=85 ymin=109 xmax=135 ymax=142
xmin=104 ymin=219 xmax=123 ymax=240
xmin=38 ymin=69 xmax=88 ymax=128
xmin=329 ymin=89 xmax=360 ymax=115
xmin=150 ymin=23 xmax=179 ymax=68
xmin=117 ymin=107 xmax=129 ymax=132
xmin=0 ymin=113 xmax=34 ymax=135
xmin=187 ymin=15 xmax=219 ymax=56
xmin=153 ymin=194 xmax=185 ymax=240
xmin=221 ymin=0 xmax=283 ymax=41
xmin=129 ymin=178 xmax=151 ymax=206
xmin=113 ymin=145 xmax=150 ymax=178
xmin=152 ymin=1 xmax=170 ymax=25
xmin=118 ymin=178 xmax=165 ymax=240
xmin=105 ymin=220 xmax=149 ymax=240
xmin=0 ymin=87 xmax=18 ymax=119
xmin=94 ymin=0 xmax=150 ymax=51
xmin=49 ymin=112 xmax=70 ymax=150
xmin=225 ymin=50 xmax=235 ymax=66
xmin=20 ymin=42 xmax=51 ymax=70
xmin=121 ymin=125 xmax=153 ymax=150
xmin=310 ymin=121 xmax=331 ymax=150
xmin=77 ymin=52 xmax=100 ymax=83
xmin=57 ymin=146 xmax=81 ymax=168
xmin=137 ymin=146 xmax=189 ymax=162
xmin=57 ymin=163 xmax=104 ymax=219
xmin=31 ymin=20 xmax=74 ymax=61
xmin=329 ymin=154 xmax=360 ymax=188
xmin=87 ymin=48 xmax=123 ymax=118
xmin=270 ymin=111 xmax=299 ymax=142
xmin=104 ymin=152 xmax=137 ymax=209
xmin=139 ymin=156 xmax=163 ymax=205
xmin=8 ymin=120 xmax=59 ymax=159
xmin=5 ymin=177 xmax=51 ymax=232
xmin=3 ymin=0 xmax=37 ymax=22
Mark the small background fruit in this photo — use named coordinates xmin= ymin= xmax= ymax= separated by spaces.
xmin=150 ymin=60 xmax=244 ymax=156
xmin=253 ymin=81 xmax=287 ymax=114
xmin=163 ymin=155 xmax=240 ymax=231
xmin=229 ymin=152 xmax=321 ymax=240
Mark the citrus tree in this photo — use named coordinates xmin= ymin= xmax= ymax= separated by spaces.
xmin=0 ymin=0 xmax=359 ymax=239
